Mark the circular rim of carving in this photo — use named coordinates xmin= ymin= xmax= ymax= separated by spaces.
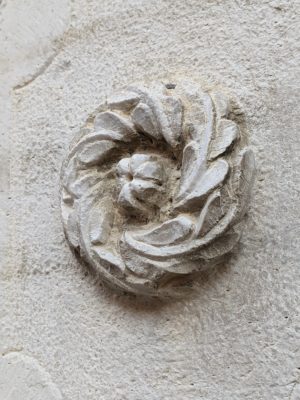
xmin=60 ymin=80 xmax=255 ymax=297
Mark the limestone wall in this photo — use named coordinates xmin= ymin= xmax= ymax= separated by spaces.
xmin=1 ymin=1 xmax=299 ymax=399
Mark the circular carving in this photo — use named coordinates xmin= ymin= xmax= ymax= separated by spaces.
xmin=60 ymin=81 xmax=255 ymax=297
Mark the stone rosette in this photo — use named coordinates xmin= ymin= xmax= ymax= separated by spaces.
xmin=60 ymin=80 xmax=255 ymax=297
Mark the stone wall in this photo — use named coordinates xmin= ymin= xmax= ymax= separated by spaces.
xmin=1 ymin=1 xmax=299 ymax=399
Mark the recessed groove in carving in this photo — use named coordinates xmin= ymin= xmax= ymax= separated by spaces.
xmin=60 ymin=80 xmax=255 ymax=297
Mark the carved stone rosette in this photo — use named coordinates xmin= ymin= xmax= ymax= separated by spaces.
xmin=60 ymin=81 xmax=255 ymax=297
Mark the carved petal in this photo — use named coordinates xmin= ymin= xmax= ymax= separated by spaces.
xmin=130 ymin=86 xmax=182 ymax=147
xmin=211 ymin=91 xmax=230 ymax=118
xmin=116 ymin=158 xmax=131 ymax=176
xmin=130 ymin=179 xmax=162 ymax=204
xmin=93 ymin=248 xmax=126 ymax=273
xmin=94 ymin=111 xmax=136 ymax=141
xmin=134 ymin=161 xmax=165 ymax=182
xmin=68 ymin=129 xmax=125 ymax=160
xmin=160 ymin=96 xmax=183 ymax=144
xmin=79 ymin=129 xmax=128 ymax=143
xmin=89 ymin=208 xmax=114 ymax=245
xmin=130 ymin=153 xmax=155 ymax=171
xmin=107 ymin=91 xmax=140 ymax=112
xmin=198 ymin=228 xmax=241 ymax=260
xmin=176 ymin=93 xmax=215 ymax=201
xmin=122 ymin=252 xmax=201 ymax=276
xmin=176 ymin=141 xmax=205 ymax=201
xmin=194 ymin=190 xmax=223 ymax=237
xmin=209 ymin=120 xmax=239 ymax=160
xmin=62 ymin=159 xmax=78 ymax=193
xmin=77 ymin=140 xmax=116 ymax=166
xmin=129 ymin=216 xmax=194 ymax=247
xmin=67 ymin=172 xmax=101 ymax=199
xmin=118 ymin=183 xmax=151 ymax=216
xmin=174 ymin=159 xmax=229 ymax=211
xmin=131 ymin=103 xmax=161 ymax=140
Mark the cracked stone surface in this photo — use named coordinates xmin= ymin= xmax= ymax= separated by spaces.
xmin=0 ymin=0 xmax=299 ymax=399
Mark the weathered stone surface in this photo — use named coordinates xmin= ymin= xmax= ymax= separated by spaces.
xmin=0 ymin=352 xmax=62 ymax=400
xmin=0 ymin=0 xmax=299 ymax=399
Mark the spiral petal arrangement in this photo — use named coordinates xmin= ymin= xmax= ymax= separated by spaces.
xmin=60 ymin=80 xmax=255 ymax=297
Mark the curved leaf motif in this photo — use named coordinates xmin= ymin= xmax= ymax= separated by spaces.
xmin=77 ymin=140 xmax=116 ymax=166
xmin=94 ymin=111 xmax=137 ymax=141
xmin=67 ymin=173 xmax=103 ymax=199
xmin=118 ymin=183 xmax=152 ymax=217
xmin=93 ymin=248 xmax=126 ymax=274
xmin=174 ymin=159 xmax=229 ymax=211
xmin=70 ymin=112 xmax=138 ymax=160
xmin=129 ymin=85 xmax=182 ymax=147
xmin=231 ymin=147 xmax=256 ymax=221
xmin=132 ymin=103 xmax=162 ymax=140
xmin=89 ymin=207 xmax=114 ymax=245
xmin=208 ymin=120 xmax=239 ymax=160
xmin=129 ymin=216 xmax=194 ymax=247
xmin=175 ymin=93 xmax=215 ymax=205
xmin=130 ymin=179 xmax=163 ymax=203
xmin=211 ymin=91 xmax=230 ymax=118
xmin=193 ymin=190 xmax=223 ymax=237
xmin=161 ymin=96 xmax=183 ymax=143
xmin=107 ymin=91 xmax=140 ymax=112
xmin=175 ymin=140 xmax=204 ymax=201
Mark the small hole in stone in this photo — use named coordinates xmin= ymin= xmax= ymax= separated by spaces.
xmin=165 ymin=83 xmax=176 ymax=89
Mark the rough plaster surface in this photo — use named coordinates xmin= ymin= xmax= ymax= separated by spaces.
xmin=0 ymin=352 xmax=62 ymax=399
xmin=0 ymin=0 xmax=299 ymax=399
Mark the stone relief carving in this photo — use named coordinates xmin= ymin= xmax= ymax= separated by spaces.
xmin=60 ymin=80 xmax=255 ymax=297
